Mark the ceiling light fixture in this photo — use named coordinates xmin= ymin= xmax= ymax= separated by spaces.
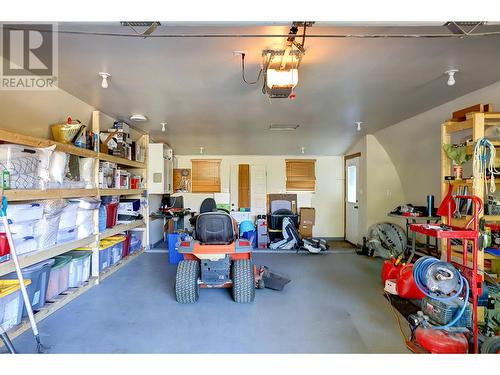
xmin=161 ymin=122 xmax=167 ymax=132
xmin=266 ymin=69 xmax=299 ymax=89
xmin=129 ymin=114 xmax=147 ymax=122
xmin=355 ymin=121 xmax=363 ymax=132
xmin=269 ymin=124 xmax=300 ymax=131
xmin=445 ymin=69 xmax=459 ymax=86
xmin=99 ymin=72 xmax=110 ymax=89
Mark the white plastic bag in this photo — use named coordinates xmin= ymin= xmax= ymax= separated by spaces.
xmin=49 ymin=151 xmax=68 ymax=184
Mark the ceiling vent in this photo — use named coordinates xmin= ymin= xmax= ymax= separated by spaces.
xmin=120 ymin=21 xmax=161 ymax=27
xmin=269 ymin=124 xmax=300 ymax=131
xmin=444 ymin=21 xmax=484 ymax=34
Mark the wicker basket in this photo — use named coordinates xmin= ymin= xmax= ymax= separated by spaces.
xmin=51 ymin=122 xmax=84 ymax=144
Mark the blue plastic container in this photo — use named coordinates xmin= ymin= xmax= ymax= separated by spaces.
xmin=167 ymin=233 xmax=183 ymax=265
xmin=98 ymin=205 xmax=107 ymax=232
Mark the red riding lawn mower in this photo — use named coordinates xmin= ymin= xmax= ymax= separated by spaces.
xmin=175 ymin=211 xmax=256 ymax=303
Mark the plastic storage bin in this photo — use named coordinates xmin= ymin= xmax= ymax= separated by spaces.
xmin=75 ymin=241 xmax=114 ymax=273
xmin=129 ymin=231 xmax=143 ymax=254
xmin=167 ymin=233 xmax=183 ymax=265
xmin=76 ymin=208 xmax=96 ymax=239
xmin=0 ymin=279 xmax=31 ymax=330
xmin=59 ymin=201 xmax=79 ymax=229
xmin=0 ymin=144 xmax=39 ymax=189
xmin=57 ymin=226 xmax=78 ymax=244
xmin=105 ymin=203 xmax=118 ymax=228
xmin=98 ymin=205 xmax=107 ymax=232
xmin=0 ymin=259 xmax=54 ymax=315
xmin=105 ymin=237 xmax=125 ymax=266
xmin=36 ymin=211 xmax=63 ymax=249
xmin=122 ymin=232 xmax=131 ymax=257
xmin=66 ymin=251 xmax=92 ymax=288
xmin=46 ymin=255 xmax=71 ymax=301
xmin=0 ymin=219 xmax=39 ymax=239
xmin=0 ymin=233 xmax=39 ymax=256
xmin=3 ymin=202 xmax=43 ymax=222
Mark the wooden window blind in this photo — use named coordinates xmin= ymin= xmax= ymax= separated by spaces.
xmin=285 ymin=159 xmax=316 ymax=192
xmin=191 ymin=159 xmax=222 ymax=193
xmin=238 ymin=164 xmax=250 ymax=209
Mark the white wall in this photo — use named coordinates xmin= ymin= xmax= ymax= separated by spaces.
xmin=345 ymin=80 xmax=500 ymax=243
xmin=345 ymin=135 xmax=405 ymax=245
xmin=0 ymin=86 xmax=116 ymax=137
xmin=174 ymin=155 xmax=344 ymax=238
xmin=375 ymin=80 xmax=500 ymax=206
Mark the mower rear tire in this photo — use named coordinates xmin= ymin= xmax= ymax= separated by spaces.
xmin=175 ymin=260 xmax=200 ymax=303
xmin=232 ymin=259 xmax=255 ymax=303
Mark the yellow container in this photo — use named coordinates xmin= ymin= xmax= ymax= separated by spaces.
xmin=0 ymin=279 xmax=31 ymax=298
xmin=51 ymin=123 xmax=85 ymax=144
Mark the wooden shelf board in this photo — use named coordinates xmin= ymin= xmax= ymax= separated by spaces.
xmin=99 ymin=189 xmax=145 ymax=196
xmin=99 ymin=220 xmax=145 ymax=240
xmin=443 ymin=119 xmax=473 ymax=133
xmin=99 ymin=249 xmax=144 ymax=281
xmin=2 ymin=188 xmax=98 ymax=202
xmin=98 ymin=153 xmax=146 ymax=168
xmin=0 ymin=236 xmax=96 ymax=276
xmin=0 ymin=277 xmax=98 ymax=345
xmin=0 ymin=128 xmax=98 ymax=158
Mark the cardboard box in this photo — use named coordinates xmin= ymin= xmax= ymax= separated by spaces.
xmin=300 ymin=207 xmax=315 ymax=226
xmin=299 ymin=224 xmax=313 ymax=238
xmin=267 ymin=194 xmax=298 ymax=214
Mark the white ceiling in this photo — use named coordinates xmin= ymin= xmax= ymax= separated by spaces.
xmin=49 ymin=22 xmax=500 ymax=155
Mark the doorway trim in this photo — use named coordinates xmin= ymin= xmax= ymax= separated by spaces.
xmin=344 ymin=152 xmax=361 ymax=242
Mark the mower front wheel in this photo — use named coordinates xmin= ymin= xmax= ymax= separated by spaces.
xmin=175 ymin=260 xmax=200 ymax=303
xmin=232 ymin=259 xmax=255 ymax=303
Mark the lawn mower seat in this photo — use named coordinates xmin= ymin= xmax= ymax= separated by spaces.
xmin=189 ymin=197 xmax=218 ymax=228
xmin=196 ymin=212 xmax=236 ymax=245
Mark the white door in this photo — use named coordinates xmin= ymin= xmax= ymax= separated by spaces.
xmin=345 ymin=156 xmax=360 ymax=245
xmin=250 ymin=165 xmax=267 ymax=215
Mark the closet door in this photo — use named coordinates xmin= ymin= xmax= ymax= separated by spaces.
xmin=250 ymin=165 xmax=267 ymax=215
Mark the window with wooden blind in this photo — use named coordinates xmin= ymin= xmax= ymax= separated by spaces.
xmin=285 ymin=159 xmax=316 ymax=192
xmin=191 ymin=159 xmax=222 ymax=193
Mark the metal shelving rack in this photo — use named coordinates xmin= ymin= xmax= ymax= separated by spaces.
xmin=0 ymin=110 xmax=149 ymax=342
xmin=441 ymin=109 xmax=500 ymax=272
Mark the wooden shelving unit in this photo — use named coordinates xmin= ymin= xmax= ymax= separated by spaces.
xmin=99 ymin=220 xmax=145 ymax=240
xmin=441 ymin=108 xmax=500 ymax=274
xmin=0 ymin=110 xmax=150 ymax=338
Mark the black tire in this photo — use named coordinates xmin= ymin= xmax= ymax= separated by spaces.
xmin=175 ymin=260 xmax=200 ymax=303
xmin=481 ymin=336 xmax=500 ymax=354
xmin=232 ymin=259 xmax=255 ymax=303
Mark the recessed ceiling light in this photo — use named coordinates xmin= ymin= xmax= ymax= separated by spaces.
xmin=130 ymin=114 xmax=148 ymax=122
xmin=269 ymin=124 xmax=300 ymax=131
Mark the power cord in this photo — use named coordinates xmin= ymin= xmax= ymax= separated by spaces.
xmin=240 ymin=53 xmax=262 ymax=85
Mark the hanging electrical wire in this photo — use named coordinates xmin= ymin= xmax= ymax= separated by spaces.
xmin=473 ymin=138 xmax=499 ymax=194
xmin=240 ymin=53 xmax=262 ymax=85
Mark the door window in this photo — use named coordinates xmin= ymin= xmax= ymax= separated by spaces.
xmin=347 ymin=165 xmax=357 ymax=203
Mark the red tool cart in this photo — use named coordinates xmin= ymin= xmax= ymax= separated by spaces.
xmin=409 ymin=195 xmax=483 ymax=354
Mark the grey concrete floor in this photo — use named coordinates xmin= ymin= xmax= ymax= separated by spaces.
xmin=10 ymin=251 xmax=408 ymax=353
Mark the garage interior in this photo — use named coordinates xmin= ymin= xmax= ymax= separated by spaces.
xmin=0 ymin=11 xmax=500 ymax=359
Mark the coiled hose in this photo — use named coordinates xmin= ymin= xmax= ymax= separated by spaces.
xmin=413 ymin=256 xmax=469 ymax=330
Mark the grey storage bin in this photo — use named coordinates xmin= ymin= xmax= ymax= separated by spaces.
xmin=0 ymin=258 xmax=55 ymax=316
